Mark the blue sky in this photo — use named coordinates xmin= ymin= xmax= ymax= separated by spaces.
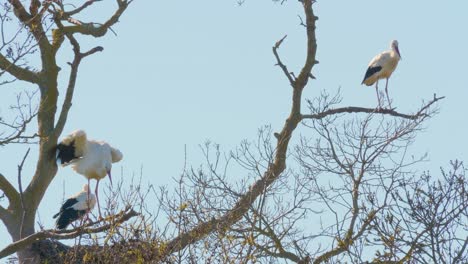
xmin=1 ymin=0 xmax=467 ymax=258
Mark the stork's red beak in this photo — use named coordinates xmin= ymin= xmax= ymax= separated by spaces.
xmin=107 ymin=170 xmax=113 ymax=186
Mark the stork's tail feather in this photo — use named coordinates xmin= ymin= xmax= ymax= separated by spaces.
xmin=55 ymin=213 xmax=71 ymax=229
xmin=53 ymin=212 xmax=60 ymax=219
xmin=110 ymin=147 xmax=123 ymax=163
xmin=55 ymin=209 xmax=85 ymax=230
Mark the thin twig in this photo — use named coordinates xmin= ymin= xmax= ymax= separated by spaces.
xmin=272 ymin=35 xmax=295 ymax=86
xmin=18 ymin=148 xmax=31 ymax=239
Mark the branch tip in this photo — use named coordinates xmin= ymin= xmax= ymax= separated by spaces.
xmin=274 ymin=35 xmax=288 ymax=49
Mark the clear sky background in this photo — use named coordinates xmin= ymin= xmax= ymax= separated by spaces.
xmin=1 ymin=0 xmax=467 ymax=259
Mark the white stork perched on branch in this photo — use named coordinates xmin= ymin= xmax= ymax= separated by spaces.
xmin=362 ymin=40 xmax=402 ymax=107
xmin=56 ymin=130 xmax=123 ymax=218
xmin=53 ymin=184 xmax=96 ymax=229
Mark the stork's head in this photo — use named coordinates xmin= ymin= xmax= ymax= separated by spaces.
xmin=390 ymin=40 xmax=401 ymax=59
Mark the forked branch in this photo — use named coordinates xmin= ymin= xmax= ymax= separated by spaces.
xmin=54 ymin=0 xmax=133 ymax=38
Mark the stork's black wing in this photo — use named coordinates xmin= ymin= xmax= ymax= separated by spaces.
xmin=53 ymin=198 xmax=78 ymax=218
xmin=55 ymin=208 xmax=87 ymax=229
xmin=362 ymin=66 xmax=382 ymax=84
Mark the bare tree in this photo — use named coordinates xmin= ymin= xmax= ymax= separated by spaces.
xmin=153 ymin=91 xmax=461 ymax=263
xmin=141 ymin=1 xmax=462 ymax=263
xmin=0 ymin=0 xmax=465 ymax=263
xmin=369 ymin=160 xmax=467 ymax=263
xmin=143 ymin=0 xmax=463 ymax=263
xmin=0 ymin=0 xmax=134 ymax=262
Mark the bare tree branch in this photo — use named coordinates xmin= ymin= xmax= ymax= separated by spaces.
xmin=7 ymin=0 xmax=32 ymax=23
xmin=0 ymin=205 xmax=9 ymax=222
xmin=0 ymin=54 xmax=39 ymax=84
xmin=65 ymin=0 xmax=103 ymax=17
xmin=273 ymin=35 xmax=295 ymax=86
xmin=301 ymin=95 xmax=445 ymax=121
xmin=0 ymin=207 xmax=139 ymax=259
xmin=18 ymin=148 xmax=31 ymax=239
xmin=0 ymin=112 xmax=38 ymax=146
xmin=8 ymin=0 xmax=52 ymax=72
xmin=53 ymin=26 xmax=103 ymax=137
xmin=0 ymin=173 xmax=19 ymax=208
xmin=294 ymin=0 xmax=318 ymax=90
xmin=453 ymin=237 xmax=468 ymax=264
xmin=54 ymin=0 xmax=132 ymax=38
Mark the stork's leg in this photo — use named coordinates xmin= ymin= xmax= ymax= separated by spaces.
xmin=95 ymin=180 xmax=103 ymax=219
xmin=82 ymin=211 xmax=92 ymax=226
xmin=385 ymin=78 xmax=391 ymax=108
xmin=87 ymin=178 xmax=91 ymax=207
xmin=375 ymin=81 xmax=381 ymax=108
xmin=79 ymin=213 xmax=85 ymax=228
xmin=84 ymin=212 xmax=89 ymax=223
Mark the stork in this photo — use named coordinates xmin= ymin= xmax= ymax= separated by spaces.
xmin=56 ymin=130 xmax=123 ymax=218
xmin=53 ymin=184 xmax=96 ymax=229
xmin=362 ymin=40 xmax=402 ymax=108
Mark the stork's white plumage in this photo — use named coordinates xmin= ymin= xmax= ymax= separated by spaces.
xmin=362 ymin=40 xmax=401 ymax=107
xmin=57 ymin=130 xmax=123 ymax=218
xmin=53 ymin=184 xmax=96 ymax=229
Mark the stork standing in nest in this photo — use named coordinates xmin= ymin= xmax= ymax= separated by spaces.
xmin=53 ymin=184 xmax=96 ymax=229
xmin=57 ymin=130 xmax=123 ymax=218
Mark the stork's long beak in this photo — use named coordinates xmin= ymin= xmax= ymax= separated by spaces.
xmin=107 ymin=170 xmax=113 ymax=186
xmin=396 ymin=46 xmax=402 ymax=60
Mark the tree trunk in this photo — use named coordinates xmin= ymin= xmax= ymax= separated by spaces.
xmin=5 ymin=81 xmax=60 ymax=263
xmin=2 ymin=209 xmax=38 ymax=263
